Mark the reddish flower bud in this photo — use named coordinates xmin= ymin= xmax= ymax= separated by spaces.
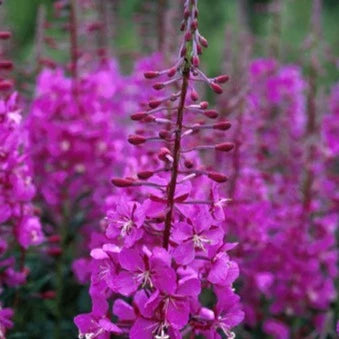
xmin=159 ymin=130 xmax=171 ymax=139
xmin=215 ymin=75 xmax=230 ymax=84
xmin=144 ymin=115 xmax=156 ymax=123
xmin=200 ymin=101 xmax=209 ymax=109
xmin=208 ymin=171 xmax=228 ymax=183
xmin=137 ymin=171 xmax=154 ymax=180
xmin=39 ymin=58 xmax=57 ymax=69
xmin=191 ymin=20 xmax=198 ymax=30
xmin=153 ymin=83 xmax=165 ymax=90
xmin=215 ymin=142 xmax=235 ymax=152
xmin=204 ymin=110 xmax=219 ymax=119
xmin=180 ymin=46 xmax=187 ymax=57
xmin=184 ymin=160 xmax=194 ymax=169
xmin=184 ymin=9 xmax=190 ymax=19
xmin=0 ymin=31 xmax=11 ymax=40
xmin=197 ymin=44 xmax=203 ymax=55
xmin=40 ymin=290 xmax=57 ymax=299
xmin=191 ymin=88 xmax=199 ymax=101
xmin=199 ymin=36 xmax=208 ymax=48
xmin=111 ymin=178 xmax=134 ymax=187
xmin=131 ymin=112 xmax=147 ymax=121
xmin=47 ymin=247 xmax=62 ymax=256
xmin=180 ymin=21 xmax=186 ymax=31
xmin=213 ymin=121 xmax=232 ymax=131
xmin=185 ymin=31 xmax=192 ymax=41
xmin=210 ymin=82 xmax=223 ymax=94
xmin=128 ymin=134 xmax=146 ymax=145
xmin=158 ymin=147 xmax=171 ymax=161
xmin=0 ymin=80 xmax=13 ymax=91
xmin=167 ymin=67 xmax=177 ymax=77
xmin=192 ymin=56 xmax=200 ymax=67
xmin=144 ymin=71 xmax=159 ymax=79
xmin=47 ymin=235 xmax=61 ymax=243
xmin=0 ymin=60 xmax=13 ymax=70
xmin=149 ymin=100 xmax=162 ymax=109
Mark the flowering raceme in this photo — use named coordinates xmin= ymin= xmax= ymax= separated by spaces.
xmin=75 ymin=1 xmax=244 ymax=338
xmin=0 ymin=31 xmax=43 ymax=336
xmin=218 ymin=58 xmax=338 ymax=337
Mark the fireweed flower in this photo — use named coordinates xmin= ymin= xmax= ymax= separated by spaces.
xmin=75 ymin=1 xmax=243 ymax=338
xmin=0 ymin=32 xmax=43 ymax=336
xmin=216 ymin=58 xmax=338 ymax=336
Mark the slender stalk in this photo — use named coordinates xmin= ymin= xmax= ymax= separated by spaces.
xmin=34 ymin=4 xmax=46 ymax=73
xmin=163 ymin=62 xmax=190 ymax=249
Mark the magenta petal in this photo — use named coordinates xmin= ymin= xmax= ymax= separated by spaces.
xmin=171 ymin=222 xmax=193 ymax=243
xmin=177 ymin=276 xmax=201 ymax=297
xmin=113 ymin=299 xmax=135 ymax=321
xmin=166 ymin=298 xmax=190 ymax=329
xmin=98 ymin=318 xmax=122 ymax=334
xmin=112 ymin=271 xmax=137 ymax=296
xmin=173 ymin=241 xmax=195 ymax=265
xmin=130 ymin=317 xmax=158 ymax=339
xmin=119 ymin=248 xmax=144 ymax=272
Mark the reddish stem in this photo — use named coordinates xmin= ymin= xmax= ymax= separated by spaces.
xmin=163 ymin=63 xmax=190 ymax=249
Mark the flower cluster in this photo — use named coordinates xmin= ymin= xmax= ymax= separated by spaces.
xmin=0 ymin=31 xmax=43 ymax=336
xmin=218 ymin=58 xmax=338 ymax=337
xmin=75 ymin=1 xmax=244 ymax=338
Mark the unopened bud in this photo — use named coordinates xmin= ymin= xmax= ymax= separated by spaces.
xmin=47 ymin=247 xmax=62 ymax=256
xmin=111 ymin=178 xmax=134 ymax=187
xmin=215 ymin=75 xmax=230 ymax=84
xmin=192 ymin=56 xmax=200 ymax=67
xmin=191 ymin=88 xmax=199 ymax=101
xmin=199 ymin=36 xmax=208 ymax=48
xmin=0 ymin=80 xmax=13 ymax=91
xmin=210 ymin=82 xmax=223 ymax=94
xmin=158 ymin=147 xmax=171 ymax=161
xmin=184 ymin=160 xmax=194 ymax=169
xmin=144 ymin=71 xmax=160 ymax=79
xmin=215 ymin=142 xmax=235 ymax=152
xmin=0 ymin=60 xmax=13 ymax=70
xmin=167 ymin=67 xmax=177 ymax=77
xmin=153 ymin=83 xmax=165 ymax=90
xmin=191 ymin=20 xmax=198 ymax=30
xmin=40 ymin=290 xmax=57 ymax=299
xmin=159 ymin=130 xmax=171 ymax=139
xmin=185 ymin=31 xmax=192 ymax=42
xmin=208 ymin=171 xmax=228 ymax=183
xmin=0 ymin=31 xmax=11 ymax=40
xmin=213 ymin=121 xmax=231 ymax=131
xmin=204 ymin=110 xmax=218 ymax=119
xmin=47 ymin=235 xmax=61 ymax=243
xmin=137 ymin=171 xmax=154 ymax=180
xmin=200 ymin=101 xmax=209 ymax=109
xmin=131 ymin=112 xmax=147 ymax=121
xmin=149 ymin=99 xmax=162 ymax=109
xmin=128 ymin=134 xmax=146 ymax=145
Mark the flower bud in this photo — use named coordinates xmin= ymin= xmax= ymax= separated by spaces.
xmin=144 ymin=71 xmax=160 ymax=79
xmin=200 ymin=101 xmax=209 ymax=109
xmin=191 ymin=88 xmax=199 ymax=101
xmin=199 ymin=36 xmax=208 ymax=48
xmin=137 ymin=171 xmax=154 ymax=180
xmin=204 ymin=110 xmax=219 ymax=119
xmin=192 ymin=56 xmax=200 ymax=67
xmin=0 ymin=80 xmax=13 ymax=91
xmin=40 ymin=290 xmax=57 ymax=299
xmin=215 ymin=142 xmax=235 ymax=152
xmin=208 ymin=171 xmax=228 ymax=183
xmin=153 ymin=83 xmax=165 ymax=90
xmin=0 ymin=31 xmax=11 ymax=40
xmin=167 ymin=67 xmax=177 ymax=77
xmin=213 ymin=121 xmax=231 ymax=131
xmin=128 ymin=134 xmax=146 ymax=145
xmin=215 ymin=75 xmax=230 ymax=84
xmin=185 ymin=31 xmax=192 ymax=41
xmin=0 ymin=60 xmax=13 ymax=70
xmin=111 ymin=178 xmax=134 ymax=187
xmin=131 ymin=112 xmax=147 ymax=121
xmin=158 ymin=147 xmax=171 ymax=161
xmin=149 ymin=99 xmax=162 ymax=109
xmin=210 ymin=82 xmax=223 ymax=94
xmin=47 ymin=247 xmax=62 ymax=256
xmin=159 ymin=130 xmax=171 ymax=139
xmin=184 ymin=159 xmax=194 ymax=169
xmin=47 ymin=235 xmax=61 ymax=243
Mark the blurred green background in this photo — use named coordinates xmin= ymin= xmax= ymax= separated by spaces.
xmin=2 ymin=0 xmax=339 ymax=83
